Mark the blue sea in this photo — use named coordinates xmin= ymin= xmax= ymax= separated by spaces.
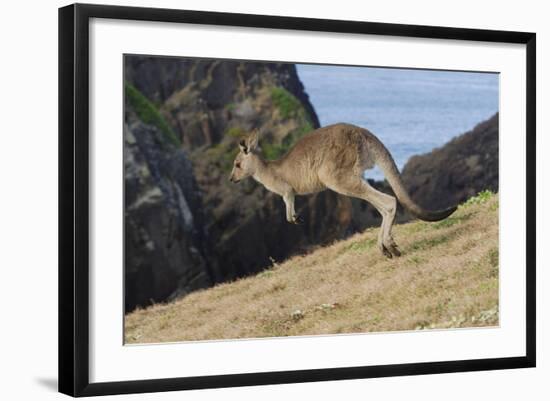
xmin=296 ymin=64 xmax=499 ymax=180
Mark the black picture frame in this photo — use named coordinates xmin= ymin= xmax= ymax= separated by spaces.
xmin=58 ymin=3 xmax=536 ymax=397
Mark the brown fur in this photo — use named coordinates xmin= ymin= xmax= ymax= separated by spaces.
xmin=229 ymin=124 xmax=457 ymax=257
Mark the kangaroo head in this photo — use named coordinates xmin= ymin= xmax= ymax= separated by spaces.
xmin=229 ymin=130 xmax=260 ymax=183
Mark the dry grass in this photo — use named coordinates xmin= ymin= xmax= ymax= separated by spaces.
xmin=125 ymin=192 xmax=499 ymax=344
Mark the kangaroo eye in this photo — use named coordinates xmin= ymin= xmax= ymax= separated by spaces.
xmin=235 ymin=162 xmax=241 ymax=168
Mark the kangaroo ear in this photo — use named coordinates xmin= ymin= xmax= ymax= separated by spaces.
xmin=239 ymin=138 xmax=248 ymax=154
xmin=247 ymin=129 xmax=259 ymax=152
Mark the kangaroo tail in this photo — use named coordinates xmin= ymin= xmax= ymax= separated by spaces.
xmin=368 ymin=134 xmax=457 ymax=222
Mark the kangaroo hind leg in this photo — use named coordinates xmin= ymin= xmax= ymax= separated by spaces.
xmin=325 ymin=176 xmax=400 ymax=258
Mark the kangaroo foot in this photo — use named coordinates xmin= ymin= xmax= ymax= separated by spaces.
xmin=290 ymin=214 xmax=303 ymax=225
xmin=387 ymin=243 xmax=401 ymax=257
xmin=378 ymin=243 xmax=393 ymax=258
xmin=384 ymin=237 xmax=401 ymax=257
xmin=379 ymin=241 xmax=401 ymax=258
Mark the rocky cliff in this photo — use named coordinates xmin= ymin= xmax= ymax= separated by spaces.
xmin=124 ymin=56 xmax=352 ymax=310
xmin=401 ymin=113 xmax=499 ymax=210
xmin=124 ymin=101 xmax=212 ymax=312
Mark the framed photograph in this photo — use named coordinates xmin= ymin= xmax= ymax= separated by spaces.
xmin=58 ymin=3 xmax=536 ymax=397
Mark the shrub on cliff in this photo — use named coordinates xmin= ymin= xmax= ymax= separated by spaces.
xmin=125 ymin=82 xmax=180 ymax=147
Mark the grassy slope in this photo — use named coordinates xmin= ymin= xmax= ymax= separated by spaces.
xmin=125 ymin=192 xmax=499 ymax=344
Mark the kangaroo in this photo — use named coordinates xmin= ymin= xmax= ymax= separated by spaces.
xmin=229 ymin=123 xmax=457 ymax=258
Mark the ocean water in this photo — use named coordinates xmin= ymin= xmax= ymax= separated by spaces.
xmin=296 ymin=64 xmax=499 ymax=180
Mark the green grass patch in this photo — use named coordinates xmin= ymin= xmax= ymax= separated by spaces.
xmin=263 ymin=86 xmax=316 ymax=160
xmin=262 ymin=143 xmax=289 ymax=160
xmin=346 ymin=238 xmax=377 ymax=252
xmin=257 ymin=269 xmax=275 ymax=278
xmin=263 ymin=121 xmax=314 ymax=160
xmin=404 ymin=221 xmax=429 ymax=234
xmin=270 ymin=87 xmax=303 ymax=120
xmin=408 ymin=255 xmax=425 ymax=265
xmin=463 ymin=190 xmax=494 ymax=207
xmin=431 ymin=213 xmax=473 ymax=229
xmin=477 ymin=280 xmax=497 ymax=293
xmin=487 ymin=248 xmax=499 ymax=278
xmin=205 ymin=143 xmax=239 ymax=172
xmin=487 ymin=248 xmax=499 ymax=267
xmin=125 ymin=82 xmax=180 ymax=146
xmin=283 ymin=122 xmax=313 ymax=146
xmin=410 ymin=235 xmax=451 ymax=252
xmin=225 ymin=126 xmax=245 ymax=138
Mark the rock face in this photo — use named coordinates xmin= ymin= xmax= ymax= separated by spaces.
xmin=401 ymin=113 xmax=499 ymax=210
xmin=124 ymin=56 xmax=320 ymax=148
xmin=124 ymin=105 xmax=212 ymax=312
xmin=124 ymin=55 xmax=352 ymax=309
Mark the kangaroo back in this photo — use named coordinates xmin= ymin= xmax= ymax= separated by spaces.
xmin=365 ymin=131 xmax=457 ymax=222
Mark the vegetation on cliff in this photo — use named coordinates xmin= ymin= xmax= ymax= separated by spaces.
xmin=263 ymin=87 xmax=314 ymax=159
xmin=125 ymin=83 xmax=180 ymax=146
